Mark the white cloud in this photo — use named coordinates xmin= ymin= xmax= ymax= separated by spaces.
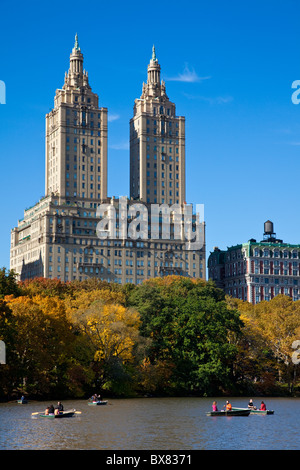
xmin=167 ymin=64 xmax=210 ymax=83
xmin=108 ymin=113 xmax=120 ymax=122
xmin=109 ymin=141 xmax=129 ymax=150
xmin=183 ymin=92 xmax=233 ymax=104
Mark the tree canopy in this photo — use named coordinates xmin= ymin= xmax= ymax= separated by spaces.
xmin=0 ymin=273 xmax=300 ymax=400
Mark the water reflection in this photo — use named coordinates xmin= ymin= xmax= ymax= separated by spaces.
xmin=0 ymin=397 xmax=300 ymax=450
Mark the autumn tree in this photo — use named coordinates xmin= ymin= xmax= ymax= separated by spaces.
xmin=66 ymin=289 xmax=147 ymax=395
xmin=253 ymin=295 xmax=300 ymax=392
xmin=229 ymin=295 xmax=300 ymax=394
xmin=3 ymin=294 xmax=78 ymax=397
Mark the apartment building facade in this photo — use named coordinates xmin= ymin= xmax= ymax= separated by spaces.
xmin=208 ymin=221 xmax=300 ymax=304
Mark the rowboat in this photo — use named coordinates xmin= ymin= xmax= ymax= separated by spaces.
xmin=206 ymin=409 xmax=250 ymax=417
xmin=39 ymin=409 xmax=76 ymax=418
xmin=88 ymin=400 xmax=108 ymax=406
xmin=17 ymin=399 xmax=28 ymax=404
xmin=232 ymin=407 xmax=274 ymax=415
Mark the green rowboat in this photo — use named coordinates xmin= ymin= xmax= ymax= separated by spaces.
xmin=40 ymin=409 xmax=76 ymax=418
xmin=232 ymin=407 xmax=274 ymax=415
xmin=206 ymin=409 xmax=250 ymax=417
xmin=88 ymin=400 xmax=108 ymax=406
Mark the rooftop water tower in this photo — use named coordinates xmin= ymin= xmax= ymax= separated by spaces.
xmin=262 ymin=220 xmax=282 ymax=243
xmin=264 ymin=220 xmax=275 ymax=237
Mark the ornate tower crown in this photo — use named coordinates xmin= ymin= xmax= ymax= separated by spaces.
xmin=140 ymin=45 xmax=167 ymax=99
xmin=63 ymin=34 xmax=89 ymax=89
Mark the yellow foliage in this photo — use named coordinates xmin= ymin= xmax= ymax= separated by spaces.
xmin=68 ymin=296 xmax=141 ymax=365
xmin=232 ymin=294 xmax=300 ymax=366
xmin=64 ymin=288 xmax=125 ymax=322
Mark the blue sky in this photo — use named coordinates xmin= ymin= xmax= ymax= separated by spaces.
xmin=1 ymin=0 xmax=300 ymax=272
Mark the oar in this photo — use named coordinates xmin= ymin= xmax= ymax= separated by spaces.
xmin=64 ymin=409 xmax=82 ymax=414
xmin=32 ymin=411 xmax=44 ymax=415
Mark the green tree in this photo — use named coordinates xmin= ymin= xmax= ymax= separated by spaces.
xmin=0 ymin=268 xmax=21 ymax=298
xmin=128 ymin=276 xmax=243 ymax=395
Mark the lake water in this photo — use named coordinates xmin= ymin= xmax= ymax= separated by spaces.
xmin=0 ymin=397 xmax=299 ymax=451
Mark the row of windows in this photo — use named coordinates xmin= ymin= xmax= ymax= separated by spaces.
xmin=146 ymin=154 xmax=180 ymax=162
xmin=253 ymin=249 xmax=300 ymax=258
xmin=66 ymin=164 xmax=101 ymax=172
xmin=49 ymin=248 xmax=199 ymax=261
xmin=147 ymin=163 xmax=179 ymax=171
xmin=255 ymin=268 xmax=299 ymax=276
xmin=147 ymin=180 xmax=180 ymax=188
xmin=255 ymin=259 xmax=299 ymax=266
xmin=66 ymin=119 xmax=101 ymax=129
xmin=50 ymin=266 xmax=201 ymax=281
xmin=66 ymin=109 xmax=101 ymax=119
xmin=66 ymin=145 xmax=100 ymax=155
xmin=66 ymin=156 xmax=101 ymax=164
xmin=147 ymin=171 xmax=179 ymax=180
xmin=66 ymin=137 xmax=101 ymax=145
xmin=66 ymin=128 xmax=101 ymax=137
xmin=152 ymin=107 xmax=175 ymax=116
xmin=65 ymin=192 xmax=101 ymax=199
xmin=71 ymin=96 xmax=97 ymax=105
xmin=146 ymin=128 xmax=179 ymax=137
xmin=66 ymin=172 xmax=101 ymax=180
xmin=253 ymin=277 xmax=299 ymax=285
xmin=147 ymin=118 xmax=178 ymax=127
xmin=48 ymin=240 xmax=201 ymax=252
xmin=66 ymin=183 xmax=101 ymax=190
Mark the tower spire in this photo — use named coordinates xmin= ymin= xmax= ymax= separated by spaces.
xmin=145 ymin=45 xmax=161 ymax=95
xmin=151 ymin=44 xmax=157 ymax=63
xmin=74 ymin=33 xmax=80 ymax=51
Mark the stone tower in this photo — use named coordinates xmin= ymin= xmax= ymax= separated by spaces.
xmin=45 ymin=34 xmax=108 ymax=203
xmin=130 ymin=46 xmax=186 ymax=205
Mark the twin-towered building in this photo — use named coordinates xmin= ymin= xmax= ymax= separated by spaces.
xmin=10 ymin=37 xmax=205 ymax=284
xmin=9 ymin=37 xmax=300 ymax=305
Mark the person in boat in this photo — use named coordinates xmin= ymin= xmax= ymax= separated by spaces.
xmin=91 ymin=393 xmax=101 ymax=402
xmin=248 ymin=399 xmax=257 ymax=410
xmin=54 ymin=402 xmax=64 ymax=415
xmin=45 ymin=404 xmax=55 ymax=415
xmin=224 ymin=400 xmax=232 ymax=411
xmin=260 ymin=401 xmax=267 ymax=411
xmin=212 ymin=401 xmax=218 ymax=412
